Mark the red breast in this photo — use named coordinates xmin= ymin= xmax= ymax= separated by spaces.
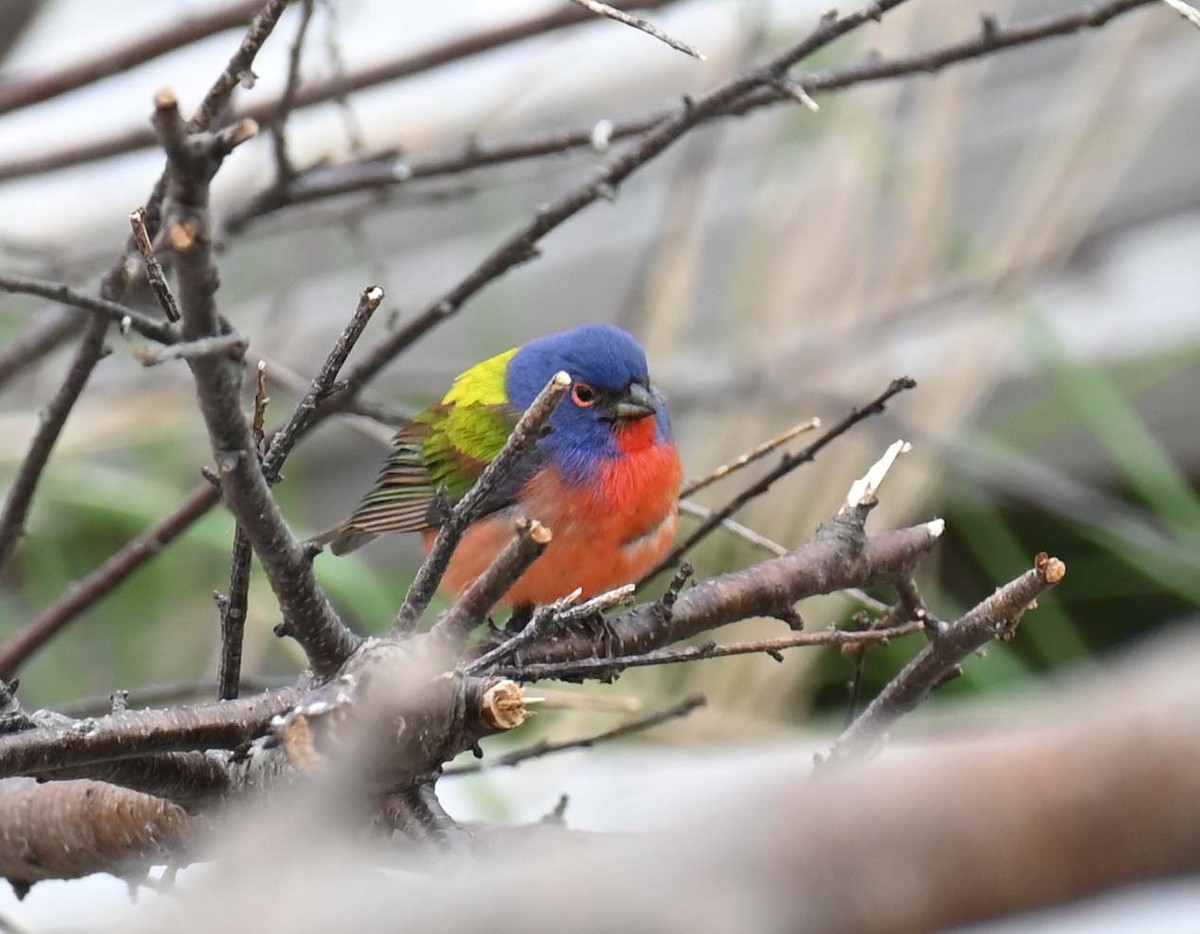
xmin=428 ymin=437 xmax=683 ymax=606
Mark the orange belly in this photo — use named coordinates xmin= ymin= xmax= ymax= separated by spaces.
xmin=425 ymin=442 xmax=682 ymax=607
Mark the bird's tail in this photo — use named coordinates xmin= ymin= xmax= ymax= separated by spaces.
xmin=306 ymin=521 xmax=378 ymax=556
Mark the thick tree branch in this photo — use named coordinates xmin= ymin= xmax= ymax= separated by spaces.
xmin=0 ymin=779 xmax=192 ymax=889
xmin=0 ymin=687 xmax=300 ymax=778
xmin=498 ymin=516 xmax=943 ymax=678
xmin=38 ymin=752 xmax=231 ymax=811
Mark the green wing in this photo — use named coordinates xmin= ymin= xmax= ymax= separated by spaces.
xmin=329 ymin=349 xmax=521 ymax=553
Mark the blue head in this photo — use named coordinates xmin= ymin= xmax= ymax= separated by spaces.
xmin=506 ymin=324 xmax=671 ymax=485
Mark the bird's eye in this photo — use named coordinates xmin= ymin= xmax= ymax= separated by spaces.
xmin=572 ymin=382 xmax=597 ymax=407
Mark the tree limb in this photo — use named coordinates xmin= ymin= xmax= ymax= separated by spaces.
xmin=831 ymin=553 xmax=1068 ymax=759
xmin=154 ymin=90 xmax=360 ymax=677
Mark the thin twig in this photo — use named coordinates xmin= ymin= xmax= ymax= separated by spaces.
xmin=0 ymin=273 xmax=175 ymax=343
xmin=331 ymin=2 xmax=916 ymax=400
xmin=261 ymin=285 xmax=385 ymax=482
xmin=136 ymin=334 xmax=246 ymax=367
xmin=271 ymin=0 xmax=318 ymax=181
xmin=223 ymin=0 xmax=1160 ymax=229
xmin=0 ymin=317 xmax=109 ymax=572
xmin=681 ymin=417 xmax=821 ymax=498
xmin=0 ymin=0 xmax=264 ymax=117
xmin=496 ymin=622 xmax=925 ymax=682
xmin=569 ymin=0 xmax=705 ymax=60
xmin=0 ymin=0 xmax=686 ymax=184
xmin=832 ymin=554 xmax=1068 ymax=759
xmin=128 ymin=207 xmax=180 ymax=323
xmin=647 ymin=378 xmax=917 ymax=580
xmin=466 ymin=585 xmax=636 ymax=675
xmin=443 ymin=695 xmax=706 ymax=775
xmin=391 ymin=372 xmax=572 ymax=632
xmin=0 ymin=485 xmax=221 ymax=679
xmin=216 ymin=361 xmax=271 ymax=701
xmin=57 ymin=676 xmax=295 ymax=718
xmin=0 ymin=287 xmax=383 ymax=674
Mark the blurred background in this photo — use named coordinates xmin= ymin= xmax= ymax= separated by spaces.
xmin=0 ymin=0 xmax=1198 ymax=908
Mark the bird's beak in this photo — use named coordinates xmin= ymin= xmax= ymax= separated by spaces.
xmin=610 ymin=382 xmax=657 ymax=422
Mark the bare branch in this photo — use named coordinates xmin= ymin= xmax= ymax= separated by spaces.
xmin=0 ymin=484 xmax=221 ymax=679
xmin=466 ymin=585 xmax=636 ymax=676
xmin=391 ymin=371 xmax=571 ymax=632
xmin=261 ymin=284 xmax=384 ymax=481
xmin=270 ymin=0 xmax=318 ymax=181
xmin=136 ymin=333 xmax=246 ymax=366
xmin=188 ymin=0 xmax=293 ymax=134
xmin=0 ymin=318 xmax=109 ymax=572
xmin=0 ymin=0 xmax=265 ymax=117
xmin=331 ymin=3 xmax=917 ymax=399
xmin=648 ymin=378 xmax=917 ymax=581
xmin=154 ymin=89 xmax=360 ymax=678
xmin=0 ymin=779 xmax=192 ymax=887
xmin=128 ymin=206 xmax=180 ymax=323
xmin=0 ymin=687 xmax=301 ymax=777
xmin=0 ymin=286 xmax=383 ymax=674
xmin=569 ymin=0 xmax=705 ymax=60
xmin=0 ymin=0 xmax=686 ymax=185
xmin=832 ymin=553 xmax=1068 ymax=759
xmin=682 ymin=417 xmax=821 ymax=498
xmin=0 ymin=273 xmax=175 ymax=343
xmin=429 ymin=519 xmax=553 ymax=649
xmin=228 ymin=0 xmax=1161 ymax=230
xmin=497 ymin=622 xmax=925 ymax=682
xmin=498 ymin=517 xmax=944 ymax=679
xmin=443 ymin=695 xmax=706 ymax=776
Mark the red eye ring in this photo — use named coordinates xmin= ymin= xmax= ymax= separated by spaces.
xmin=572 ymin=382 xmax=597 ymax=407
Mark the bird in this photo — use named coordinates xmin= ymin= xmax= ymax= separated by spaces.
xmin=318 ymin=323 xmax=683 ymax=610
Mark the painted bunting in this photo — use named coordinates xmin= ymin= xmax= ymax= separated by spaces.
xmin=321 ymin=324 xmax=683 ymax=608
